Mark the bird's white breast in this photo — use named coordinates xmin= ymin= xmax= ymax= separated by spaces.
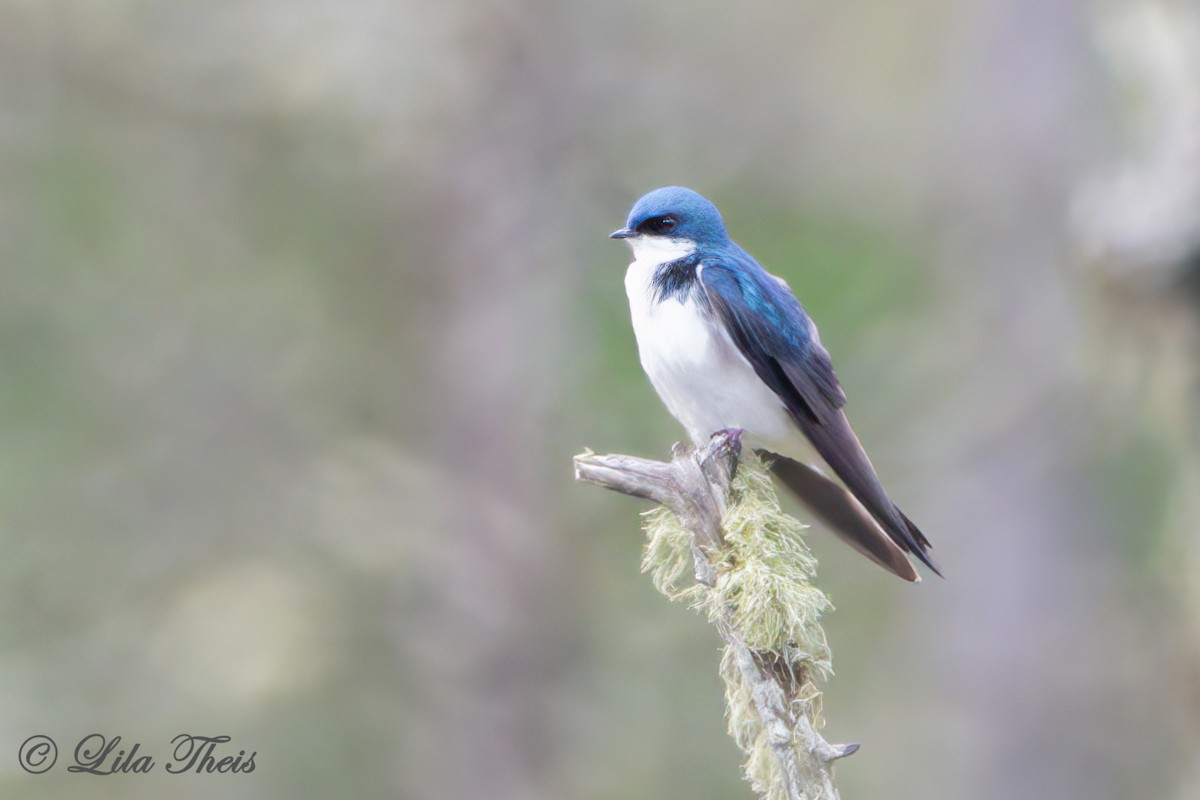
xmin=623 ymin=244 xmax=798 ymax=448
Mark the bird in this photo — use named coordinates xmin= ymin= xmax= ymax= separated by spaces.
xmin=611 ymin=186 xmax=938 ymax=581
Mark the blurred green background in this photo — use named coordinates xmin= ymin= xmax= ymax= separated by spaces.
xmin=3 ymin=1 xmax=1200 ymax=798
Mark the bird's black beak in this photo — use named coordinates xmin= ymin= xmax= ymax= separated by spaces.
xmin=609 ymin=227 xmax=636 ymax=239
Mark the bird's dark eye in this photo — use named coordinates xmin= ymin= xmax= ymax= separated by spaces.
xmin=641 ymin=215 xmax=678 ymax=236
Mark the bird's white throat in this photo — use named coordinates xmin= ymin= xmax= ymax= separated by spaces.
xmin=621 ymin=234 xmax=697 ymax=265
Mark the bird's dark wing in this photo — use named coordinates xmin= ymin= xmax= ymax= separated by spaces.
xmin=763 ymin=455 xmax=918 ymax=581
xmin=697 ymin=255 xmax=940 ymax=578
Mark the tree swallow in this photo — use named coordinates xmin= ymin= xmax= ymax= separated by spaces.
xmin=611 ymin=186 xmax=939 ymax=581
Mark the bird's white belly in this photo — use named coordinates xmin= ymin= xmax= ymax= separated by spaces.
xmin=625 ymin=257 xmax=797 ymax=448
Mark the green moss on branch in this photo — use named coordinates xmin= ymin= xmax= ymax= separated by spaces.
xmin=642 ymin=451 xmax=835 ymax=799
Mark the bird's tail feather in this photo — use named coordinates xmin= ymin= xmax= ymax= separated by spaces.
xmin=763 ymin=453 xmax=924 ymax=582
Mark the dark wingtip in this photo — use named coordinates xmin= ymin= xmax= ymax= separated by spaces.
xmin=763 ymin=452 xmax=920 ymax=582
xmin=899 ymin=510 xmax=943 ymax=578
xmin=915 ymin=550 xmax=944 ymax=579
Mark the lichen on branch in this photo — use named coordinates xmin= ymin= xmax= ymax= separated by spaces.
xmin=641 ymin=451 xmax=836 ymax=799
xmin=574 ymin=432 xmax=855 ymax=800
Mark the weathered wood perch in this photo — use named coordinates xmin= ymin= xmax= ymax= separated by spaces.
xmin=574 ymin=429 xmax=857 ymax=800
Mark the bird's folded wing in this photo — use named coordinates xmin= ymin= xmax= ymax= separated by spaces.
xmin=764 ymin=454 xmax=918 ymax=581
xmin=697 ymin=258 xmax=939 ymax=576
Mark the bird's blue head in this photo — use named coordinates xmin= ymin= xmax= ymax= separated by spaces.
xmin=610 ymin=186 xmax=730 ymax=249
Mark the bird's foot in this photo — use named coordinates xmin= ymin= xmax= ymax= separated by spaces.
xmin=713 ymin=428 xmax=745 ymax=449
